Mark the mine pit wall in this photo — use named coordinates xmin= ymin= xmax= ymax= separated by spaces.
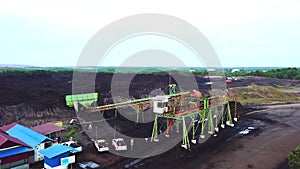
xmin=228 ymin=101 xmax=250 ymax=116
xmin=0 ymin=104 xmax=75 ymax=127
xmin=0 ymin=101 xmax=249 ymax=128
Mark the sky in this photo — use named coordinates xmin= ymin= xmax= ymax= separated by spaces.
xmin=0 ymin=0 xmax=299 ymax=67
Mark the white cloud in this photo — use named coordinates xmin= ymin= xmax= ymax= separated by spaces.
xmin=1 ymin=0 xmax=299 ymax=30
xmin=0 ymin=0 xmax=299 ymax=67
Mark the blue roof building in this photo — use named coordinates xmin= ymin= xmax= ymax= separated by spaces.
xmin=6 ymin=124 xmax=53 ymax=148
xmin=5 ymin=124 xmax=53 ymax=162
xmin=39 ymin=144 xmax=79 ymax=169
xmin=0 ymin=132 xmax=30 ymax=169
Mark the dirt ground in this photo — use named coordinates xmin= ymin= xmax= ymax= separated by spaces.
xmin=187 ymin=104 xmax=300 ymax=169
xmin=94 ymin=103 xmax=299 ymax=169
xmin=1 ymin=72 xmax=300 ymax=169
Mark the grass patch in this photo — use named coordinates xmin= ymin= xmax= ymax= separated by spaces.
xmin=228 ymin=85 xmax=300 ymax=105
xmin=66 ymin=129 xmax=76 ymax=138
xmin=274 ymin=84 xmax=288 ymax=89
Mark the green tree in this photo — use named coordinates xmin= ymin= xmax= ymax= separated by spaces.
xmin=288 ymin=145 xmax=300 ymax=169
xmin=295 ymin=74 xmax=300 ymax=80
xmin=286 ymin=68 xmax=298 ymax=79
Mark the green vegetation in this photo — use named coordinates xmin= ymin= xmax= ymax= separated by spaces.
xmin=0 ymin=67 xmax=169 ymax=74
xmin=228 ymin=84 xmax=300 ymax=104
xmin=66 ymin=129 xmax=76 ymax=138
xmin=288 ymin=145 xmax=300 ymax=169
xmin=0 ymin=68 xmax=74 ymax=74
xmin=226 ymin=67 xmax=300 ymax=80
xmin=0 ymin=67 xmax=299 ymax=80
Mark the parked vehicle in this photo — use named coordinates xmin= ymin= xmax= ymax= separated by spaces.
xmin=61 ymin=141 xmax=82 ymax=152
xmin=226 ymin=76 xmax=238 ymax=83
xmin=112 ymin=138 xmax=127 ymax=151
xmin=94 ymin=139 xmax=109 ymax=152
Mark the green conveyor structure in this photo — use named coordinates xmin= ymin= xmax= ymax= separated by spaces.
xmin=65 ymin=93 xmax=98 ymax=112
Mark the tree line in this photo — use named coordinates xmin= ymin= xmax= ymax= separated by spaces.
xmin=226 ymin=68 xmax=300 ymax=80
xmin=1 ymin=67 xmax=300 ymax=80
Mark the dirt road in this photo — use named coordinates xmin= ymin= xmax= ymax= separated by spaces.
xmin=115 ymin=103 xmax=300 ymax=169
xmin=194 ymin=104 xmax=300 ymax=169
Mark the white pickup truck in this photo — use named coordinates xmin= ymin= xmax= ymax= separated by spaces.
xmin=61 ymin=141 xmax=82 ymax=152
xmin=94 ymin=139 xmax=109 ymax=152
xmin=112 ymin=138 xmax=127 ymax=151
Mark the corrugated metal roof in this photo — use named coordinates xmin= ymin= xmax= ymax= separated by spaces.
xmin=0 ymin=132 xmax=8 ymax=146
xmin=39 ymin=144 xmax=79 ymax=159
xmin=6 ymin=124 xmax=53 ymax=148
xmin=31 ymin=123 xmax=65 ymax=135
xmin=0 ymin=123 xmax=19 ymax=132
xmin=0 ymin=147 xmax=30 ymax=158
xmin=0 ymin=132 xmax=29 ymax=147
